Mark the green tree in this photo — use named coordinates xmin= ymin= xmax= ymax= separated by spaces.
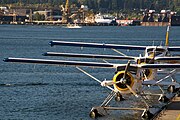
xmin=33 ymin=12 xmax=45 ymax=21
xmin=0 ymin=0 xmax=180 ymax=15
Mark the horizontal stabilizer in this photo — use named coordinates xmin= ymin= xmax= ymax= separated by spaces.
xmin=49 ymin=41 xmax=146 ymax=50
xmin=43 ymin=52 xmax=135 ymax=60
xmin=3 ymin=57 xmax=115 ymax=68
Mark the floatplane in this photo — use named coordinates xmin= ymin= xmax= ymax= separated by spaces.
xmin=3 ymin=26 xmax=180 ymax=119
xmin=46 ymin=25 xmax=180 ymax=81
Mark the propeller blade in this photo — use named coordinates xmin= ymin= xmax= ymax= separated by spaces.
xmin=126 ymin=84 xmax=139 ymax=98
xmin=123 ymin=60 xmax=131 ymax=79
xmin=101 ymin=80 xmax=115 ymax=86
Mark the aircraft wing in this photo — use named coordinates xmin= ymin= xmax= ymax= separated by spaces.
xmin=155 ymin=56 xmax=180 ymax=63
xmin=43 ymin=52 xmax=135 ymax=60
xmin=167 ymin=46 xmax=180 ymax=51
xmin=138 ymin=64 xmax=180 ymax=69
xmin=4 ymin=57 xmax=180 ymax=69
xmin=44 ymin=52 xmax=180 ymax=63
xmin=155 ymin=56 xmax=180 ymax=61
xmin=3 ymin=57 xmax=124 ymax=68
xmin=49 ymin=41 xmax=146 ymax=50
xmin=142 ymin=80 xmax=180 ymax=86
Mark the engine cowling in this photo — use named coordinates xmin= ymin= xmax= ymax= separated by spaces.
xmin=113 ymin=71 xmax=134 ymax=92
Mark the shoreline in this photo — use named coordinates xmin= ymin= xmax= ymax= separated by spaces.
xmin=0 ymin=21 xmax=179 ymax=26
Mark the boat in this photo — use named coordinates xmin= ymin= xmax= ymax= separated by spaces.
xmin=65 ymin=23 xmax=82 ymax=28
xmin=94 ymin=13 xmax=115 ymax=24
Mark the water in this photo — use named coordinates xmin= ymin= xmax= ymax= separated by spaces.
xmin=0 ymin=25 xmax=180 ymax=120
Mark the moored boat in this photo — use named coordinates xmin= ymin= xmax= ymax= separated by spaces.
xmin=65 ymin=23 xmax=82 ymax=28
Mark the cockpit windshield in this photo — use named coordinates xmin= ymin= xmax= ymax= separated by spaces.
xmin=146 ymin=48 xmax=166 ymax=56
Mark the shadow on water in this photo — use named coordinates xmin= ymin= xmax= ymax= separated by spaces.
xmin=0 ymin=81 xmax=99 ymax=87
xmin=0 ymin=82 xmax=49 ymax=87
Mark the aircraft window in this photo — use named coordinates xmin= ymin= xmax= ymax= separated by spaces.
xmin=147 ymin=48 xmax=165 ymax=52
xmin=147 ymin=48 xmax=154 ymax=52
xmin=147 ymin=48 xmax=166 ymax=56
xmin=148 ymin=51 xmax=164 ymax=56
xmin=154 ymin=52 xmax=162 ymax=56
xmin=156 ymin=48 xmax=166 ymax=52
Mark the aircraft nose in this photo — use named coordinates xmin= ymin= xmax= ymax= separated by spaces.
xmin=3 ymin=58 xmax=9 ymax=62
xmin=49 ymin=41 xmax=54 ymax=46
xmin=42 ymin=53 xmax=48 ymax=56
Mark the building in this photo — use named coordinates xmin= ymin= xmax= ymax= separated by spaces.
xmin=0 ymin=8 xmax=27 ymax=24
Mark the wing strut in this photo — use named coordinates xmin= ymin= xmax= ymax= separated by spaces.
xmin=76 ymin=67 xmax=115 ymax=91
xmin=153 ymin=69 xmax=177 ymax=86
xmin=111 ymin=48 xmax=128 ymax=57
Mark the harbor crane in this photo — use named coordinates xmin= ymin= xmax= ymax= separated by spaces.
xmin=61 ymin=0 xmax=72 ymax=23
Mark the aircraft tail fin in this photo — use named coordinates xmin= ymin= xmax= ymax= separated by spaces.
xmin=165 ymin=25 xmax=170 ymax=46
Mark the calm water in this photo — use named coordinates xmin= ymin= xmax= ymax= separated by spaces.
xmin=0 ymin=25 xmax=180 ymax=120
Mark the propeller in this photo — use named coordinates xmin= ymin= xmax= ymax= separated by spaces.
xmin=101 ymin=61 xmax=138 ymax=97
xmin=120 ymin=60 xmax=139 ymax=97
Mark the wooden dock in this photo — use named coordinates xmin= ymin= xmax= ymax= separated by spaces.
xmin=154 ymin=96 xmax=180 ymax=120
xmin=141 ymin=22 xmax=169 ymax=26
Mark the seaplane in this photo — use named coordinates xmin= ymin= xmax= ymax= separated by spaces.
xmin=46 ymin=25 xmax=180 ymax=83
xmin=3 ymin=57 xmax=180 ymax=119
xmin=3 ymin=26 xmax=180 ymax=119
xmin=48 ymin=26 xmax=180 ymax=61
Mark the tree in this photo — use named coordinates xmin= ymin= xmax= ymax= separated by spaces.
xmin=33 ymin=12 xmax=45 ymax=21
xmin=0 ymin=0 xmax=179 ymax=15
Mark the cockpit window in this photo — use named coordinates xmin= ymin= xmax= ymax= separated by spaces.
xmin=147 ymin=48 xmax=166 ymax=56
xmin=147 ymin=48 xmax=166 ymax=52
xmin=147 ymin=48 xmax=154 ymax=52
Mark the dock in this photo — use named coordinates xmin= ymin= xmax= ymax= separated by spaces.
xmin=154 ymin=96 xmax=180 ymax=120
xmin=141 ymin=22 xmax=169 ymax=26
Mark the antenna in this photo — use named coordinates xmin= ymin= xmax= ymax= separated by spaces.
xmin=160 ymin=41 xmax=163 ymax=46
xmin=152 ymin=40 xmax=154 ymax=46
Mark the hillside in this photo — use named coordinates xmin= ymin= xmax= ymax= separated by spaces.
xmin=0 ymin=0 xmax=180 ymax=14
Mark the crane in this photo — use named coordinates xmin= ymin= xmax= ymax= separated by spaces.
xmin=61 ymin=0 xmax=71 ymax=23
